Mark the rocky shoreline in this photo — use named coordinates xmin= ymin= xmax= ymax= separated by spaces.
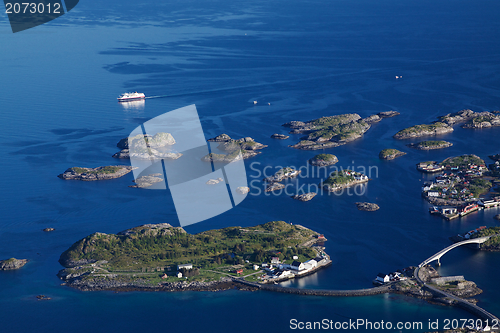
xmin=394 ymin=122 xmax=454 ymax=140
xmin=203 ymin=134 xmax=267 ymax=162
xmin=308 ymin=154 xmax=338 ymax=166
xmin=113 ymin=133 xmax=182 ymax=160
xmin=292 ymin=192 xmax=316 ymax=201
xmin=355 ymin=202 xmax=379 ymax=211
xmin=58 ymin=166 xmax=137 ymax=181
xmin=394 ymin=109 xmax=500 ymax=140
xmin=285 ymin=112 xmax=397 ymax=151
xmin=0 ymin=258 xmax=28 ymax=270
xmin=59 ymin=273 xmax=258 ymax=292
xmin=407 ymin=140 xmax=453 ymax=150
xmin=379 ymin=149 xmax=406 ymax=160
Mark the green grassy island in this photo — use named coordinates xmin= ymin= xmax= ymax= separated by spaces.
xmin=394 ymin=122 xmax=453 ymax=140
xmin=58 ymin=166 xmax=136 ymax=181
xmin=379 ymin=149 xmax=406 ymax=160
xmin=58 ymin=221 xmax=327 ymax=291
xmin=407 ymin=140 xmax=453 ymax=150
xmin=284 ymin=113 xmax=384 ymax=150
xmin=322 ymin=170 xmax=369 ymax=192
xmin=308 ymin=154 xmax=338 ymax=166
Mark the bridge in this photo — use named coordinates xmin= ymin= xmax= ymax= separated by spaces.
xmin=419 ymin=236 xmax=492 ymax=267
xmin=414 ymin=266 xmax=499 ymax=323
xmin=415 ymin=234 xmax=499 ymax=324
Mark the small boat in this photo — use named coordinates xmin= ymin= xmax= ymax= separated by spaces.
xmin=118 ymin=92 xmax=145 ymax=102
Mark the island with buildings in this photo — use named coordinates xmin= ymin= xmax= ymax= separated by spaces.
xmin=419 ymin=154 xmax=500 ymax=220
xmin=57 ymin=221 xmax=331 ymax=292
xmin=322 ymin=170 xmax=369 ymax=192
xmin=451 ymin=227 xmax=500 ymax=252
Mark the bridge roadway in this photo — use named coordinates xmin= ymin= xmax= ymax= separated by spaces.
xmin=414 ymin=266 xmax=499 ymax=323
xmin=419 ymin=236 xmax=492 ymax=267
xmin=415 ymin=234 xmax=499 ymax=324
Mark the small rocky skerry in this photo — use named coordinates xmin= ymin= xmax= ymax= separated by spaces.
xmin=379 ymin=149 xmax=406 ymax=160
xmin=0 ymin=258 xmax=28 ymax=270
xmin=308 ymin=154 xmax=338 ymax=166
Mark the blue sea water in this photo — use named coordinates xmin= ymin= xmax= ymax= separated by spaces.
xmin=1 ymin=0 xmax=500 ymax=331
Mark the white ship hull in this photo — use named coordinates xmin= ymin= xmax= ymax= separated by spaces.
xmin=117 ymin=92 xmax=145 ymax=102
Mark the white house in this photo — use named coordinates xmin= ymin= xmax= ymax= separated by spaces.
xmin=292 ymin=255 xmax=299 ymax=260
xmin=253 ymin=264 xmax=259 ymax=270
xmin=177 ymin=263 xmax=193 ymax=270
xmin=354 ymin=174 xmax=368 ymax=181
xmin=441 ymin=207 xmax=457 ymax=214
xmin=274 ymin=270 xmax=293 ymax=279
xmin=304 ymin=259 xmax=318 ymax=268
xmin=375 ymin=273 xmax=390 ymax=283
xmin=291 ymin=261 xmax=305 ymax=271
xmin=177 ymin=272 xmax=183 ymax=278
xmin=271 ymin=257 xmax=280 ymax=264
xmin=422 ymin=182 xmax=434 ymax=191
xmin=427 ymin=191 xmax=440 ymax=197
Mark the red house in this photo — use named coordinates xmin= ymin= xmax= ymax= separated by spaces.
xmin=236 ymin=269 xmax=243 ymax=275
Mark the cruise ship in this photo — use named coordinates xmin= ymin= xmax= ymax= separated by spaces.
xmin=117 ymin=92 xmax=145 ymax=102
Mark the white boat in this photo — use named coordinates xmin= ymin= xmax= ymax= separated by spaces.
xmin=118 ymin=92 xmax=145 ymax=102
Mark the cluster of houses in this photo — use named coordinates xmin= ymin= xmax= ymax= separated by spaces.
xmin=420 ymin=160 xmax=497 ymax=220
xmin=417 ymin=161 xmax=445 ymax=173
xmin=457 ymin=226 xmax=487 ymax=240
xmin=429 ymin=202 xmax=480 ymax=219
xmin=343 ymin=170 xmax=369 ymax=181
xmin=374 ymin=271 xmax=407 ymax=284
xmin=161 ymin=263 xmax=193 ymax=279
xmin=264 ymin=167 xmax=301 ymax=183
xmin=257 ymin=255 xmax=329 ymax=282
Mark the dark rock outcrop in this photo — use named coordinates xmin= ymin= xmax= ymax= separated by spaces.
xmin=265 ymin=183 xmax=285 ymax=192
xmin=129 ymin=174 xmax=164 ymax=188
xmin=271 ymin=133 xmax=289 ymax=140
xmin=0 ymin=258 xmax=28 ymax=270
xmin=207 ymin=133 xmax=232 ymax=142
xmin=377 ymin=111 xmax=400 ymax=118
xmin=292 ymin=193 xmax=317 ymax=201
xmin=379 ymin=149 xmax=406 ymax=160
xmin=355 ymin=202 xmax=380 ymax=211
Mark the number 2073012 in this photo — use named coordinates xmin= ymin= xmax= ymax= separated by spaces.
xmin=5 ymin=2 xmax=61 ymax=14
